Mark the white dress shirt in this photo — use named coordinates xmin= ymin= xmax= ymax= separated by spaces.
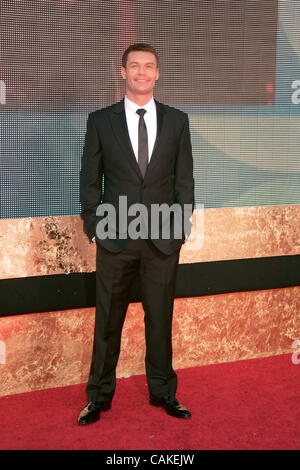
xmin=124 ymin=95 xmax=157 ymax=162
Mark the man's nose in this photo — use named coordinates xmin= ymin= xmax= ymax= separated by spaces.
xmin=137 ymin=66 xmax=147 ymax=75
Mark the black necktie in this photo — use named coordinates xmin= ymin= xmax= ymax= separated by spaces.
xmin=136 ymin=108 xmax=148 ymax=178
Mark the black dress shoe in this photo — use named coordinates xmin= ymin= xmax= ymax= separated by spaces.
xmin=149 ymin=395 xmax=191 ymax=419
xmin=77 ymin=400 xmax=111 ymax=425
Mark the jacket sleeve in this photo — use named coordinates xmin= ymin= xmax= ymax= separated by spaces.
xmin=79 ymin=113 xmax=103 ymax=242
xmin=174 ymin=113 xmax=195 ymax=240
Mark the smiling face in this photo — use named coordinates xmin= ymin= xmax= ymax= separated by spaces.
xmin=121 ymin=50 xmax=159 ymax=104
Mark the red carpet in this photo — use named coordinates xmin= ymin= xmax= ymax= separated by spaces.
xmin=0 ymin=354 xmax=299 ymax=450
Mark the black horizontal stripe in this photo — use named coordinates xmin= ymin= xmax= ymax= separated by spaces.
xmin=0 ymin=254 xmax=299 ymax=317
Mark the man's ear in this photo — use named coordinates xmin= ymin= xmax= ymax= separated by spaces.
xmin=121 ymin=66 xmax=126 ymax=80
xmin=156 ymin=68 xmax=160 ymax=81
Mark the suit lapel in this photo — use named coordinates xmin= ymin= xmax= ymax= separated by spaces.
xmin=151 ymin=100 xmax=164 ymax=158
xmin=109 ymin=99 xmax=142 ymax=180
xmin=143 ymin=100 xmax=166 ymax=180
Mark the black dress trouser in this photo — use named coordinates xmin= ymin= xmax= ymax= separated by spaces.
xmin=86 ymin=237 xmax=180 ymax=402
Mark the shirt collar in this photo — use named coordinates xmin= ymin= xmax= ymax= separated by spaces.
xmin=124 ymin=96 xmax=156 ymax=115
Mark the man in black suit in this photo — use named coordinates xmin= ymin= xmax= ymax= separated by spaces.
xmin=78 ymin=43 xmax=194 ymax=425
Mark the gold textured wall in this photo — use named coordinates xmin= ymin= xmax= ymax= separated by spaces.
xmin=0 ymin=205 xmax=300 ymax=397
xmin=0 ymin=286 xmax=299 ymax=397
xmin=1 ymin=205 xmax=300 ymax=279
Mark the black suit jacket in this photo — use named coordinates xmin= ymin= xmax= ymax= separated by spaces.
xmin=80 ymin=98 xmax=194 ymax=254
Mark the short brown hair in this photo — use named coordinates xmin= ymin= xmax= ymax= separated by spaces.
xmin=122 ymin=43 xmax=159 ymax=68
